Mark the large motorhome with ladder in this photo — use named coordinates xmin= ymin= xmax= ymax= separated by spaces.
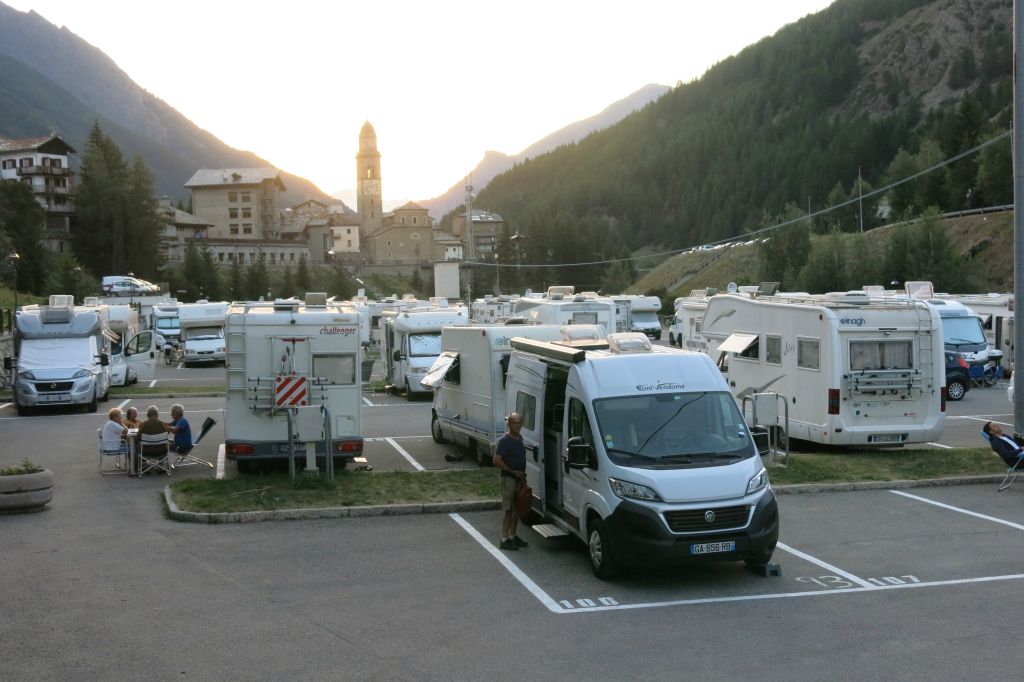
xmin=223 ymin=294 xmax=364 ymax=468
xmin=700 ymin=290 xmax=945 ymax=447
xmin=511 ymin=286 xmax=616 ymax=332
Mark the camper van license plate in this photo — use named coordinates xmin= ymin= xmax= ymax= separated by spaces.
xmin=868 ymin=434 xmax=904 ymax=444
xmin=41 ymin=393 xmax=69 ymax=403
xmin=690 ymin=541 xmax=735 ymax=555
xmin=274 ymin=443 xmax=306 ymax=454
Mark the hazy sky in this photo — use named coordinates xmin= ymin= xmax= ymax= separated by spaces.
xmin=9 ymin=0 xmax=835 ymax=201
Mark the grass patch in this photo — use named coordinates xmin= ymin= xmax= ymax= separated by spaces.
xmin=171 ymin=468 xmax=499 ymax=513
xmin=111 ymin=385 xmax=225 ymax=395
xmin=766 ymin=447 xmax=1005 ymax=485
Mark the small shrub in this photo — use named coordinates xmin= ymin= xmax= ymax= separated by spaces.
xmin=0 ymin=459 xmax=43 ymax=476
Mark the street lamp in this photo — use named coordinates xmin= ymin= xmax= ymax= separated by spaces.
xmin=7 ymin=249 xmax=20 ymax=312
xmin=73 ymin=265 xmax=82 ymax=304
xmin=126 ymin=270 xmax=135 ymax=308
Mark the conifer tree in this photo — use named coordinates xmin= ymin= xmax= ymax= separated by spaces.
xmin=0 ymin=180 xmax=46 ymax=294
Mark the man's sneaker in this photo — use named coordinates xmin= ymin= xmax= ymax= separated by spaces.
xmin=500 ymin=539 xmax=519 ymax=551
xmin=512 ymin=535 xmax=528 ymax=548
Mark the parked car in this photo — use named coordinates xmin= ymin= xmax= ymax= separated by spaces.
xmin=101 ymin=276 xmax=159 ymax=297
xmin=945 ymin=351 xmax=970 ymax=401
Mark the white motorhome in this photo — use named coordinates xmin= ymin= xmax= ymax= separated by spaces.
xmin=152 ymin=304 xmax=181 ymax=348
xmin=668 ymin=289 xmax=711 ymax=350
xmin=424 ymin=324 xmax=572 ymax=462
xmin=701 ymin=290 xmax=945 ymax=447
xmin=11 ymin=296 xmax=155 ymax=414
xmin=501 ymin=331 xmax=778 ymax=578
xmin=627 ymin=295 xmax=663 ymax=340
xmin=381 ymin=305 xmax=469 ymax=398
xmin=97 ymin=301 xmax=145 ymax=386
xmin=223 ymin=294 xmax=364 ymax=467
xmin=471 ymin=294 xmax=520 ymax=323
xmin=949 ymin=293 xmax=1014 ymax=372
xmin=178 ymin=301 xmax=228 ymax=366
xmin=511 ymin=287 xmax=615 ymax=332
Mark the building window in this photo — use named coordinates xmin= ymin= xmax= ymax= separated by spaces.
xmin=242 ymin=208 xmax=252 ymax=218
xmin=19 ymin=157 xmax=32 ymax=167
xmin=241 ymin=192 xmax=252 ymax=202
xmin=347 ymin=240 xmax=352 ymax=248
xmin=229 ymin=208 xmax=238 ymax=219
xmin=413 ymin=217 xmax=418 ymax=225
xmin=243 ymin=225 xmax=253 ymax=235
xmin=401 ymin=217 xmax=406 ymax=225
xmin=1 ymin=159 xmax=14 ymax=169
xmin=228 ymin=192 xmax=238 ymax=203
xmin=269 ymin=253 xmax=276 ymax=265
xmin=290 ymin=253 xmax=295 ymax=261
xmin=230 ymin=224 xmax=239 ymax=235
xmin=346 ymin=228 xmax=352 ymax=235
xmin=218 ymin=253 xmax=225 ymax=262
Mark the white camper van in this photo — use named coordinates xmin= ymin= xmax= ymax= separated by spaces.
xmin=668 ymin=290 xmax=711 ymax=350
xmin=502 ymin=331 xmax=778 ymax=578
xmin=101 ymin=302 xmax=145 ymax=386
xmin=381 ymin=306 xmax=469 ymax=398
xmin=152 ymin=304 xmax=181 ymax=348
xmin=12 ymin=296 xmax=156 ymax=414
xmin=424 ymin=324 xmax=571 ymax=462
xmin=223 ymin=295 xmax=364 ymax=467
xmin=511 ymin=287 xmax=615 ymax=331
xmin=627 ymin=295 xmax=663 ymax=340
xmin=949 ymin=293 xmax=1014 ymax=372
xmin=701 ymin=291 xmax=944 ymax=447
xmin=178 ymin=301 xmax=228 ymax=366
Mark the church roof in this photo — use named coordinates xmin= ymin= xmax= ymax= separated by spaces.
xmin=360 ymin=121 xmax=376 ymax=138
xmin=393 ymin=201 xmax=427 ymax=212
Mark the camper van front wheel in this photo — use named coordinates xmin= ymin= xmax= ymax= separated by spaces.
xmin=587 ymin=517 xmax=618 ymax=579
xmin=431 ymin=415 xmax=446 ymax=444
xmin=87 ymin=389 xmax=98 ymax=413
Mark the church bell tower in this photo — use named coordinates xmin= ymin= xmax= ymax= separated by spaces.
xmin=356 ymin=121 xmax=383 ymax=238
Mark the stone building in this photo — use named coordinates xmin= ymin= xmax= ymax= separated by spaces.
xmin=185 ymin=168 xmax=286 ymax=240
xmin=0 ymin=134 xmax=76 ymax=252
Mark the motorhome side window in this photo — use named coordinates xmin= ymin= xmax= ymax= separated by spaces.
xmin=443 ymin=355 xmax=460 ymax=385
xmin=568 ymin=398 xmax=594 ymax=445
xmin=738 ymin=335 xmax=759 ymax=360
xmin=765 ymin=335 xmax=781 ymax=364
xmin=797 ymin=338 xmax=819 ymax=369
xmin=515 ymin=391 xmax=537 ymax=431
xmin=313 ymin=354 xmax=356 ymax=385
xmin=850 ymin=340 xmax=913 ymax=371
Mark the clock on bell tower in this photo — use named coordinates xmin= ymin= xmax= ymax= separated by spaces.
xmin=356 ymin=121 xmax=383 ymax=238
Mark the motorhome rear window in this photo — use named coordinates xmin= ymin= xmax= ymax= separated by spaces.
xmin=766 ymin=335 xmax=781 ymax=364
xmin=797 ymin=338 xmax=820 ymax=369
xmin=515 ymin=391 xmax=537 ymax=431
xmin=850 ymin=340 xmax=912 ymax=371
xmin=185 ymin=326 xmax=223 ymax=340
xmin=313 ymin=354 xmax=356 ymax=385
xmin=572 ymin=313 xmax=598 ymax=325
xmin=156 ymin=318 xmax=179 ymax=330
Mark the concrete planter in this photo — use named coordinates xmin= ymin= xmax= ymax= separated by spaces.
xmin=0 ymin=469 xmax=54 ymax=513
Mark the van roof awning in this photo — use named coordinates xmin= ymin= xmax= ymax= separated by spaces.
xmin=420 ymin=351 xmax=458 ymax=389
xmin=718 ymin=332 xmax=758 ymax=354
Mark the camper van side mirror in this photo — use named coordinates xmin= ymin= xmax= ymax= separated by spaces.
xmin=566 ymin=436 xmax=594 ymax=469
xmin=751 ymin=426 xmax=770 ymax=456
xmin=99 ymin=353 xmax=110 ymax=367
xmin=392 ymin=350 xmax=402 ymax=362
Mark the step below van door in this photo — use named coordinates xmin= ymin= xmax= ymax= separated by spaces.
xmin=506 ymin=356 xmax=547 ymax=511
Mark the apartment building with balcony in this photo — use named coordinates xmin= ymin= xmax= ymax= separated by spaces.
xmin=0 ymin=134 xmax=77 ymax=252
xmin=185 ymin=168 xmax=286 ymax=240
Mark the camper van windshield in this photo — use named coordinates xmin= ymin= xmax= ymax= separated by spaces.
xmin=156 ymin=318 xmax=179 ymax=331
xmin=18 ymin=337 xmax=95 ymax=371
xmin=594 ymin=391 xmax=751 ymax=465
xmin=409 ymin=333 xmax=442 ymax=357
xmin=942 ymin=316 xmax=985 ymax=346
xmin=185 ymin=326 xmax=223 ymax=341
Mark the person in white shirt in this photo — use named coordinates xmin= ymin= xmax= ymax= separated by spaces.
xmin=101 ymin=407 xmax=129 ymax=453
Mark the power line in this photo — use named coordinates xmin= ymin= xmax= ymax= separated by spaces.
xmin=462 ymin=129 xmax=1011 ymax=269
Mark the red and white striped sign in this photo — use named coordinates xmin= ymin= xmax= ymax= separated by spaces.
xmin=275 ymin=375 xmax=309 ymax=407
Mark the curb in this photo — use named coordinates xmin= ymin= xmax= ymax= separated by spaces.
xmin=163 ymin=474 xmax=1009 ymax=524
xmin=112 ymin=392 xmax=225 ymax=399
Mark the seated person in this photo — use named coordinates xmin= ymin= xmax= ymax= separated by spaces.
xmin=101 ymin=407 xmax=129 ymax=454
xmin=166 ymin=403 xmax=193 ymax=455
xmin=123 ymin=406 xmax=142 ymax=430
xmin=139 ymin=405 xmax=171 ymax=458
xmin=982 ymin=421 xmax=1024 ymax=467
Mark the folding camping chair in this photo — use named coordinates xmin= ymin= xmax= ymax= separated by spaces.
xmin=170 ymin=417 xmax=217 ymax=469
xmin=138 ymin=431 xmax=172 ymax=477
xmin=981 ymin=430 xmax=1024 ymax=492
xmin=97 ymin=427 xmax=127 ymax=475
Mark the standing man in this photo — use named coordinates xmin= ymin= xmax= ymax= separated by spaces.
xmin=166 ymin=403 xmax=193 ymax=457
xmin=494 ymin=412 xmax=528 ymax=551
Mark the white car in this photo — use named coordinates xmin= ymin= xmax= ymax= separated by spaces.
xmin=102 ymin=276 xmax=159 ymax=297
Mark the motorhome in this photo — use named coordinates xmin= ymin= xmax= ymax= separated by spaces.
xmin=178 ymin=301 xmax=228 ymax=366
xmin=424 ymin=324 xmax=573 ymax=462
xmin=223 ymin=294 xmax=364 ymax=468
xmin=381 ymin=305 xmax=469 ymax=398
xmin=94 ymin=301 xmax=144 ymax=386
xmin=11 ymin=296 xmax=156 ymax=414
xmin=949 ymin=293 xmax=1014 ymax=372
xmin=627 ymin=295 xmax=663 ymax=340
xmin=668 ymin=289 xmax=712 ymax=350
xmin=152 ymin=304 xmax=181 ymax=348
xmin=511 ymin=287 xmax=615 ymax=332
xmin=471 ymin=294 xmax=520 ymax=323
xmin=499 ymin=331 xmax=778 ymax=578
xmin=700 ymin=290 xmax=945 ymax=447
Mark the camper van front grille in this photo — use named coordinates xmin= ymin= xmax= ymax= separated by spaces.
xmin=663 ymin=505 xmax=750 ymax=533
xmin=35 ymin=381 xmax=74 ymax=393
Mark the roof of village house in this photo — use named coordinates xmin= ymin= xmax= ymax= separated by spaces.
xmin=185 ymin=168 xmax=286 ymax=190
xmin=0 ymin=134 xmax=76 ymax=155
xmin=169 ymin=207 xmax=212 ymax=227
xmin=393 ymin=201 xmax=428 ymax=212
xmin=461 ymin=209 xmax=503 ymax=222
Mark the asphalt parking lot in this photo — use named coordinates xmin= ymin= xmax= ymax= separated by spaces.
xmin=2 ymin=367 xmax=1023 ymax=679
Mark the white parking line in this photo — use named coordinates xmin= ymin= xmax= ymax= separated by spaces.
xmin=890 ymin=490 xmax=1024 ymax=531
xmin=149 ymin=380 xmax=157 ymax=388
xmin=216 ymin=444 xmax=226 ymax=480
xmin=926 ymin=442 xmax=954 ymax=449
xmin=384 ymin=437 xmax=426 ymax=471
xmin=365 ymin=436 xmax=429 ymax=442
xmin=776 ymin=541 xmax=875 ymax=588
xmin=362 ymin=397 xmax=374 ymax=406
xmin=117 ymin=399 xmax=131 ymax=409
xmin=449 ymin=513 xmax=564 ymax=613
xmin=0 ymin=402 xmax=11 ymax=411
xmin=948 ymin=415 xmax=1011 ymax=426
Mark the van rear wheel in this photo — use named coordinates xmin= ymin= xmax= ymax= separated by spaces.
xmin=588 ymin=517 xmax=618 ymax=579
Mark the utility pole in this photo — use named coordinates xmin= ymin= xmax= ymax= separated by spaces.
xmin=1014 ymin=0 xmax=1024 ymax=436
xmin=858 ymin=166 xmax=864 ymax=232
xmin=464 ymin=174 xmax=473 ymax=305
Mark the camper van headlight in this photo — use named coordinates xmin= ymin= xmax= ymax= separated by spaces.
xmin=746 ymin=468 xmax=769 ymax=495
xmin=72 ymin=369 xmax=91 ymax=379
xmin=18 ymin=371 xmax=36 ymax=381
xmin=609 ymin=477 xmax=663 ymax=502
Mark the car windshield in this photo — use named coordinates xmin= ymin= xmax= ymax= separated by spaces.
xmin=408 ymin=333 xmax=442 ymax=357
xmin=594 ymin=391 xmax=752 ymax=464
xmin=943 ymin=317 xmax=986 ymax=345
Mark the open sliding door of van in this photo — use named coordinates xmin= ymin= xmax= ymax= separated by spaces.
xmin=506 ymin=356 xmax=547 ymax=512
xmin=123 ymin=330 xmax=157 ymax=382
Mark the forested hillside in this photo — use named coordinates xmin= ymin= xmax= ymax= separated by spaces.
xmin=475 ymin=0 xmax=1012 ymax=292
